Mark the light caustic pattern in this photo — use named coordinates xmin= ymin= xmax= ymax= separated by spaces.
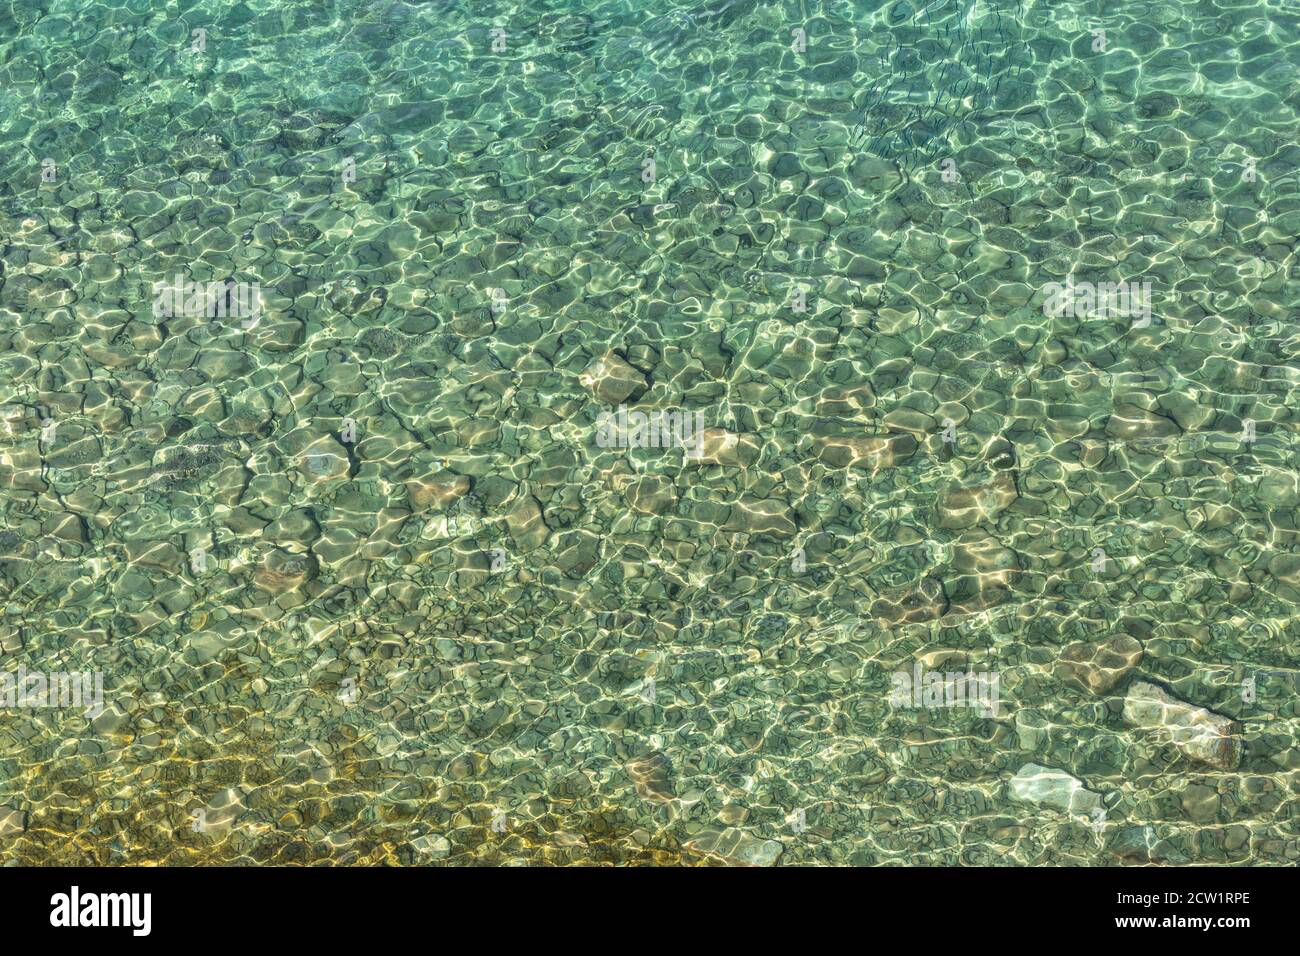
xmin=0 ymin=0 xmax=1297 ymax=864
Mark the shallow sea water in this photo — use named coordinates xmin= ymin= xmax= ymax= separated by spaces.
xmin=0 ymin=0 xmax=1298 ymax=865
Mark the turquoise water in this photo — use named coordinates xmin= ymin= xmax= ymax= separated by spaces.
xmin=0 ymin=0 xmax=1298 ymax=864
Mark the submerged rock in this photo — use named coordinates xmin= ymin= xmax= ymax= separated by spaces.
xmin=1015 ymin=710 xmax=1050 ymax=751
xmin=1107 ymin=825 xmax=1188 ymax=864
xmin=579 ymin=351 xmax=646 ymax=405
xmin=936 ymin=473 xmax=1018 ymax=529
xmin=626 ymin=752 xmax=676 ymax=803
xmin=0 ymin=807 xmax=28 ymax=836
xmin=1258 ymin=472 xmax=1300 ymax=510
xmin=505 ymin=494 xmax=549 ymax=552
xmin=199 ymin=787 xmax=247 ymax=838
xmin=723 ymin=497 xmax=797 ymax=536
xmin=299 ymin=439 xmax=350 ymax=483
xmin=685 ymin=827 xmax=783 ymax=867
xmin=871 ymin=575 xmax=946 ymax=626
xmin=253 ymin=549 xmax=316 ymax=594
xmin=411 ymin=834 xmax=452 ymax=858
xmin=813 ymin=433 xmax=917 ymax=472
xmin=1056 ymin=635 xmax=1144 ymax=694
xmin=406 ymin=472 xmax=470 ymax=512
xmin=624 ymin=475 xmax=677 ymax=515
xmin=1007 ymin=763 xmax=1102 ymax=814
xmin=1122 ymin=681 xmax=1242 ymax=770
xmin=1105 ymin=405 xmax=1181 ymax=442
xmin=691 ymin=427 xmax=758 ymax=467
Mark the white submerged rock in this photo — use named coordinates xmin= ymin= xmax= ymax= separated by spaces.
xmin=1122 ymin=681 xmax=1242 ymax=770
xmin=1007 ymin=763 xmax=1102 ymax=814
